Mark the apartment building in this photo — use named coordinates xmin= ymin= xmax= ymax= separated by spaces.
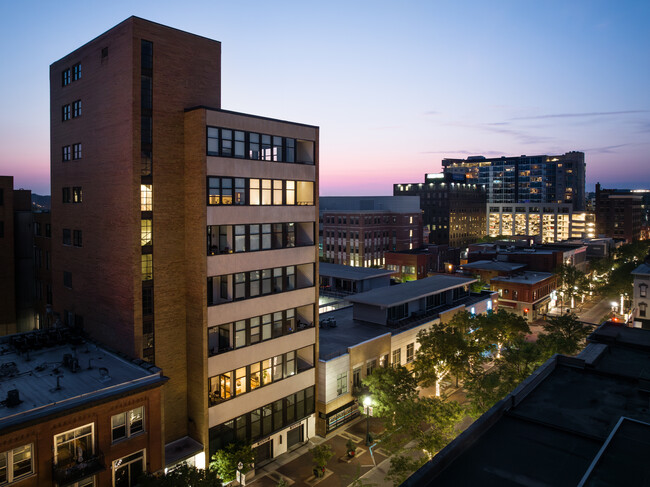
xmin=51 ymin=16 xmax=318 ymax=471
xmin=320 ymin=196 xmax=422 ymax=267
xmin=595 ymin=183 xmax=643 ymax=242
xmin=394 ymin=173 xmax=487 ymax=247
xmin=442 ymin=152 xmax=586 ymax=211
xmin=0 ymin=327 xmax=166 ymax=487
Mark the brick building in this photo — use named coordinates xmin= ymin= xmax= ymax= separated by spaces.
xmin=0 ymin=328 xmax=166 ymax=486
xmin=394 ymin=173 xmax=486 ymax=247
xmin=490 ymin=272 xmax=557 ymax=320
xmin=595 ymin=183 xmax=643 ymax=242
xmin=320 ymin=196 xmax=422 ymax=267
xmin=51 ymin=17 xmax=318 ymax=471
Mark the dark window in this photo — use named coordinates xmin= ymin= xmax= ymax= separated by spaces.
xmin=62 ymin=68 xmax=71 ymax=86
xmin=63 ymin=271 xmax=72 ymax=289
xmin=73 ymin=230 xmax=82 ymax=247
xmin=72 ymin=100 xmax=82 ymax=118
xmin=62 ymin=187 xmax=71 ymax=203
xmin=72 ymin=143 xmax=82 ymax=160
xmin=62 ymin=104 xmax=71 ymax=121
xmin=72 ymin=63 xmax=81 ymax=81
xmin=62 ymin=229 xmax=71 ymax=245
xmin=142 ymin=287 xmax=153 ymax=316
xmin=62 ymin=145 xmax=71 ymax=161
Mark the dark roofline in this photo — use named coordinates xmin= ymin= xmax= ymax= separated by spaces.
xmin=185 ymin=107 xmax=319 ymax=130
xmin=51 ymin=16 xmax=221 ymax=66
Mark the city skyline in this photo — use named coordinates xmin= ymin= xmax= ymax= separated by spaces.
xmin=1 ymin=0 xmax=649 ymax=196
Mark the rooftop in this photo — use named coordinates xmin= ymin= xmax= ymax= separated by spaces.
xmin=490 ymin=271 xmax=554 ymax=285
xmin=631 ymin=261 xmax=650 ymax=276
xmin=318 ymin=263 xmax=394 ymax=281
xmin=405 ymin=323 xmax=650 ymax=486
xmin=346 ymin=275 xmax=475 ymax=308
xmin=0 ymin=328 xmax=166 ymax=432
xmin=460 ymin=260 xmax=527 ymax=272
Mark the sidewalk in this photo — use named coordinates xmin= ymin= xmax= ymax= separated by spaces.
xmin=247 ymin=417 xmax=387 ymax=487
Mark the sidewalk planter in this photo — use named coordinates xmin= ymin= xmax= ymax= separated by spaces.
xmin=313 ymin=466 xmax=326 ymax=478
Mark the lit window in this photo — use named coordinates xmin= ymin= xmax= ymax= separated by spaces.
xmin=72 ymin=187 xmax=82 ymax=203
xmin=141 ymin=185 xmax=152 ymax=211
xmin=141 ymin=254 xmax=152 ymax=281
xmin=112 ymin=406 xmax=145 ymax=442
xmin=54 ymin=424 xmax=93 ymax=467
xmin=0 ymin=444 xmax=33 ymax=483
xmin=285 ymin=180 xmax=295 ymax=205
xmin=141 ymin=219 xmax=152 ymax=246
xmin=336 ymin=372 xmax=348 ymax=396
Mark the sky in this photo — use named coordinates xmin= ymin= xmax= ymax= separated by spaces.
xmin=0 ymin=0 xmax=649 ymax=196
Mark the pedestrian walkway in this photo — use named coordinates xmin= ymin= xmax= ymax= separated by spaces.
xmin=246 ymin=417 xmax=387 ymax=487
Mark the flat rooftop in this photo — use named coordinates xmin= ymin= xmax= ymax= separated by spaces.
xmin=460 ymin=260 xmax=527 ymax=272
xmin=0 ymin=329 xmax=166 ymax=431
xmin=318 ymin=307 xmax=389 ymax=360
xmin=346 ymin=275 xmax=475 ymax=308
xmin=319 ymin=263 xmax=394 ymax=280
xmin=490 ymin=271 xmax=554 ymax=285
xmin=405 ymin=323 xmax=650 ymax=486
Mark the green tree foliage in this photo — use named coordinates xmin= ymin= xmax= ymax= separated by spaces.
xmin=310 ymin=443 xmax=334 ymax=469
xmin=361 ymin=365 xmax=418 ymax=421
xmin=386 ymin=455 xmax=427 ymax=487
xmin=474 ymin=309 xmax=530 ymax=358
xmin=537 ymin=313 xmax=591 ymax=356
xmin=210 ymin=444 xmax=254 ymax=483
xmin=555 ymin=263 xmax=589 ymax=309
xmin=138 ymin=465 xmax=222 ymax=487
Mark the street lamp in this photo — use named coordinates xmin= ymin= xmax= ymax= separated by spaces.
xmin=363 ymin=396 xmax=372 ymax=446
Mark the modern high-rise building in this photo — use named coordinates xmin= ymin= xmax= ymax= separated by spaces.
xmin=51 ymin=16 xmax=318 ymax=472
xmin=442 ymin=152 xmax=586 ymax=211
xmin=393 ymin=173 xmax=487 ymax=247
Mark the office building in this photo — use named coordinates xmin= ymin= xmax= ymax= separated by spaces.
xmin=486 ymin=203 xmax=595 ymax=243
xmin=0 ymin=327 xmax=166 ymax=486
xmin=394 ymin=173 xmax=486 ymax=247
xmin=595 ymin=183 xmax=643 ymax=242
xmin=404 ymin=323 xmax=650 ymax=486
xmin=320 ymin=196 xmax=422 ymax=267
xmin=442 ymin=151 xmax=586 ymax=211
xmin=51 ymin=16 xmax=318 ymax=470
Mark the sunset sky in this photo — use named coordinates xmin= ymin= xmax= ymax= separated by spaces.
xmin=1 ymin=0 xmax=648 ymax=196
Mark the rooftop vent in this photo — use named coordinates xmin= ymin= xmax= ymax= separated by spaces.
xmin=6 ymin=389 xmax=21 ymax=408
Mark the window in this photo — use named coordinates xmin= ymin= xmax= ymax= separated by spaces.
xmin=62 ymin=104 xmax=71 ymax=121
xmin=336 ymin=372 xmax=348 ymax=396
xmin=73 ymin=187 xmax=83 ymax=203
xmin=0 ymin=444 xmax=33 ymax=484
xmin=352 ymin=367 xmax=361 ymax=391
xmin=640 ymin=303 xmax=647 ymax=318
xmin=406 ymin=343 xmax=414 ymax=363
xmin=63 ymin=228 xmax=71 ymax=245
xmin=62 ymin=68 xmax=71 ymax=86
xmin=72 ymin=63 xmax=82 ymax=81
xmin=113 ymin=450 xmax=145 ymax=487
xmin=62 ymin=145 xmax=71 ymax=161
xmin=141 ymin=219 xmax=152 ymax=247
xmin=366 ymin=359 xmax=377 ymax=376
xmin=392 ymin=348 xmax=401 ymax=367
xmin=141 ymin=255 xmax=152 ymax=281
xmin=141 ymin=185 xmax=152 ymax=211
xmin=55 ymin=423 xmax=94 ymax=467
xmin=73 ymin=143 xmax=82 ymax=160
xmin=641 ymin=284 xmax=648 ymax=298
xmin=73 ymin=230 xmax=82 ymax=247
xmin=63 ymin=271 xmax=72 ymax=288
xmin=112 ymin=406 xmax=145 ymax=442
xmin=72 ymin=100 xmax=82 ymax=118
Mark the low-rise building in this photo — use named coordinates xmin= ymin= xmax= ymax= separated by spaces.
xmin=632 ymin=256 xmax=650 ymax=329
xmin=316 ymin=275 xmax=497 ymax=436
xmin=0 ymin=327 xmax=167 ymax=486
xmin=459 ymin=260 xmax=527 ymax=284
xmin=490 ymin=272 xmax=556 ymax=320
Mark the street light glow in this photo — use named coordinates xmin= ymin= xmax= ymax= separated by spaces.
xmin=363 ymin=396 xmax=372 ymax=407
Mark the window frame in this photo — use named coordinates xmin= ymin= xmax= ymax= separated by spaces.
xmin=112 ymin=449 xmax=145 ymax=487
xmin=111 ymin=406 xmax=145 ymax=443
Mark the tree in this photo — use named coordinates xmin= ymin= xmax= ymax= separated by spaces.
xmin=310 ymin=444 xmax=333 ymax=477
xmin=361 ymin=365 xmax=418 ymax=422
xmin=555 ymin=264 xmax=589 ymax=309
xmin=139 ymin=464 xmax=222 ymax=487
xmin=386 ymin=454 xmax=427 ymax=487
xmin=538 ymin=313 xmax=591 ymax=356
xmin=474 ymin=309 xmax=530 ymax=359
xmin=210 ymin=444 xmax=254 ymax=484
xmin=463 ymin=367 xmax=512 ymax=416
xmin=469 ymin=276 xmax=489 ymax=293
xmin=414 ymin=319 xmax=472 ymax=396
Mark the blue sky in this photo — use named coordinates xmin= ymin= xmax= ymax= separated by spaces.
xmin=1 ymin=0 xmax=648 ymax=195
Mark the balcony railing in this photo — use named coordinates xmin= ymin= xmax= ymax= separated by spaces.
xmin=52 ymin=450 xmax=105 ymax=487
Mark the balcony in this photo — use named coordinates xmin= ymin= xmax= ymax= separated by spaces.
xmin=52 ymin=450 xmax=105 ymax=487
